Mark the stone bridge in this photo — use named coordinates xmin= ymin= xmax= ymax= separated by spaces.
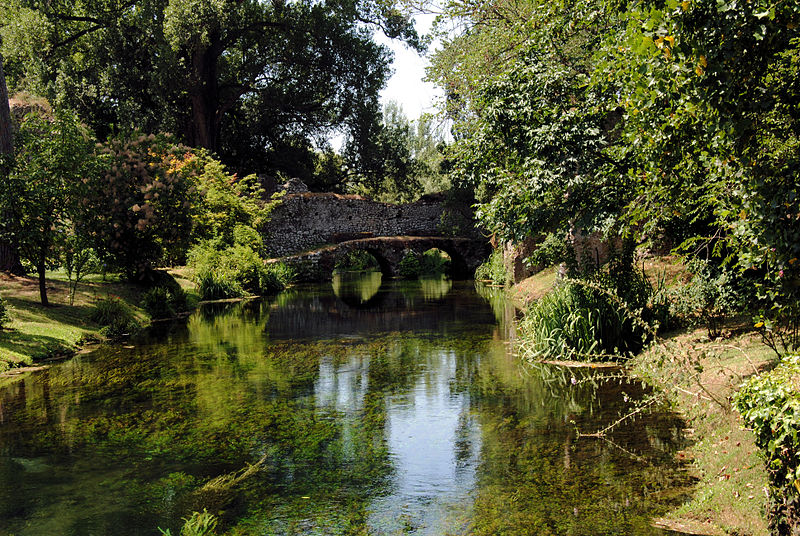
xmin=263 ymin=188 xmax=490 ymax=281
xmin=268 ymin=236 xmax=491 ymax=282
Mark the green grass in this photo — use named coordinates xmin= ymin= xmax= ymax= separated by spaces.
xmin=631 ymin=326 xmax=774 ymax=535
xmin=0 ymin=269 xmax=196 ymax=371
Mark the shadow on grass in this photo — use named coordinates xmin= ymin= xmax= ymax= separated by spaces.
xmin=5 ymin=297 xmax=98 ymax=327
xmin=0 ymin=330 xmax=74 ymax=361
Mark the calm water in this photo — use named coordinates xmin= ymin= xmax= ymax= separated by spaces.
xmin=0 ymin=273 xmax=692 ymax=535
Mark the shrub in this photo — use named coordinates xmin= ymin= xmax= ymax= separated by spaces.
xmin=519 ymin=264 xmax=661 ymax=362
xmin=77 ymin=132 xmax=203 ymax=278
xmin=197 ymin=271 xmax=245 ymax=301
xmin=190 ymin=242 xmax=294 ymax=300
xmin=142 ymin=286 xmax=189 ymax=320
xmin=89 ymin=297 xmax=141 ymax=338
xmin=397 ymin=249 xmax=450 ymax=278
xmin=735 ymin=354 xmax=800 ymax=534
xmin=261 ymin=262 xmax=295 ymax=293
xmin=397 ymin=251 xmax=421 ymax=278
xmin=475 ymin=248 xmax=508 ymax=285
xmin=232 ymin=224 xmax=264 ymax=252
xmin=671 ymin=259 xmax=743 ymax=338
xmin=527 ymin=232 xmax=567 ymax=268
xmin=419 ymin=249 xmax=450 ymax=275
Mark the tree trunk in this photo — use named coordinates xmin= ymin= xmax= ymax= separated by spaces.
xmin=0 ymin=51 xmax=23 ymax=274
xmin=37 ymin=257 xmax=48 ymax=306
xmin=188 ymin=38 xmax=222 ymax=151
xmin=0 ymin=52 xmax=12 ymax=156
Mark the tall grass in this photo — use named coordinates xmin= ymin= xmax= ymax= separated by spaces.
xmin=518 ymin=266 xmax=666 ymax=362
xmin=189 ymin=242 xmax=295 ymax=300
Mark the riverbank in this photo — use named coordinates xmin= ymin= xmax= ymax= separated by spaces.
xmin=0 ymin=269 xmax=197 ymax=372
xmin=510 ymin=264 xmax=774 ymax=536
xmin=633 ymin=324 xmax=773 ymax=536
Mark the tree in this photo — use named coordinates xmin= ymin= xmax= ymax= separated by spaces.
xmin=0 ymin=0 xmax=421 ymax=179
xmin=429 ymin=0 xmax=631 ymax=244
xmin=0 ymin=42 xmax=23 ymax=274
xmin=343 ymin=101 xmax=425 ymax=202
xmin=76 ymin=133 xmax=203 ymax=279
xmin=0 ymin=111 xmax=97 ymax=305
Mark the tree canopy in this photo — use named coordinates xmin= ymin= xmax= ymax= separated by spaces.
xmin=0 ymin=0 xmax=421 ymax=179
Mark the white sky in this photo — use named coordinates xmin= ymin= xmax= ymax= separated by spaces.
xmin=374 ymin=13 xmax=443 ymax=121
xmin=328 ymin=14 xmax=443 ymax=151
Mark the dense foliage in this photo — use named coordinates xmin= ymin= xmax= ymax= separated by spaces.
xmin=396 ymin=249 xmax=451 ymax=278
xmin=0 ymin=0 xmax=420 ymax=185
xmin=79 ymin=133 xmax=204 ymax=278
xmin=736 ymin=354 xmax=800 ymax=533
xmin=0 ymin=107 xmax=293 ymax=307
xmin=430 ymin=0 xmax=799 ymax=352
xmin=474 ymin=249 xmax=508 ymax=285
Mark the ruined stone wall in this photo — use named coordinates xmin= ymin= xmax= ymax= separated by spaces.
xmin=264 ymin=193 xmax=451 ymax=256
xmin=503 ymin=237 xmax=543 ymax=284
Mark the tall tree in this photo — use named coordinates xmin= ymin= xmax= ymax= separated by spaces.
xmin=0 ymin=44 xmax=23 ymax=274
xmin=343 ymin=101 xmax=425 ymax=202
xmin=0 ymin=0 xmax=420 ymax=177
xmin=428 ymin=0 xmax=630 ymax=243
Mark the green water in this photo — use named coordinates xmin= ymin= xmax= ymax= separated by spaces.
xmin=0 ymin=273 xmax=692 ymax=535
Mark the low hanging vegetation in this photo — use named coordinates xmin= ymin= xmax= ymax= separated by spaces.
xmin=736 ymin=354 xmax=800 ymax=534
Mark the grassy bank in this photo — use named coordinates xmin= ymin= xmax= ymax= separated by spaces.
xmin=632 ymin=325 xmax=773 ymax=536
xmin=509 ymin=261 xmax=775 ymax=535
xmin=0 ymin=269 xmax=196 ymax=371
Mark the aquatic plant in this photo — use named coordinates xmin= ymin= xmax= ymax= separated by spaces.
xmin=158 ymin=509 xmax=218 ymax=536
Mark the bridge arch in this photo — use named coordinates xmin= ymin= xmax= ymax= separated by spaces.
xmin=270 ymin=236 xmax=491 ymax=283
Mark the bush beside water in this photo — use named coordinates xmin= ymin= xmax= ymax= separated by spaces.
xmin=475 ymin=248 xmax=508 ymax=285
xmin=190 ymin=242 xmax=294 ymax=301
xmin=519 ymin=260 xmax=667 ymax=362
xmin=736 ymin=354 xmax=800 ymax=535
xmin=142 ymin=286 xmax=190 ymax=320
xmin=89 ymin=297 xmax=141 ymax=338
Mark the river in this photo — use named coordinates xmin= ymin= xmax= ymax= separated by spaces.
xmin=0 ymin=273 xmax=692 ymax=535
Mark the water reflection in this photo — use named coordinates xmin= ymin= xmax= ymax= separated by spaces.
xmin=0 ymin=273 xmax=692 ymax=535
xmin=332 ymin=271 xmax=383 ymax=306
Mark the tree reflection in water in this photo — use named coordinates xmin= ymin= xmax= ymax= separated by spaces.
xmin=0 ymin=274 xmax=692 ymax=535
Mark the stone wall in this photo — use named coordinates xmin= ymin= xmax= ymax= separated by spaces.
xmin=264 ymin=192 xmax=453 ymax=257
xmin=503 ymin=237 xmax=543 ymax=284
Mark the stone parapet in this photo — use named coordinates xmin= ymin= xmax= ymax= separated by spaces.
xmin=264 ymin=193 xmax=450 ymax=257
